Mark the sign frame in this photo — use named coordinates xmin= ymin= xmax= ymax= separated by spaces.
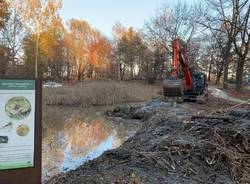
xmin=0 ymin=78 xmax=42 ymax=184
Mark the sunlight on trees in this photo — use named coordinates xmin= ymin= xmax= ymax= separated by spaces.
xmin=0 ymin=0 xmax=248 ymax=91
xmin=11 ymin=0 xmax=62 ymax=77
xmin=65 ymin=19 xmax=96 ymax=81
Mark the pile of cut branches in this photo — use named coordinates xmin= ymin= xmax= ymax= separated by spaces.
xmin=46 ymin=109 xmax=250 ymax=184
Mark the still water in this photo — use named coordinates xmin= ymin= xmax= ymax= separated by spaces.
xmin=42 ymin=106 xmax=140 ymax=181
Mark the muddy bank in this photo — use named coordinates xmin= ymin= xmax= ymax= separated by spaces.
xmin=45 ymin=99 xmax=250 ymax=184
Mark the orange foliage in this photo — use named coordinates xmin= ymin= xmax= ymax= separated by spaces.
xmin=64 ymin=19 xmax=94 ymax=75
xmin=88 ymin=37 xmax=112 ymax=67
xmin=64 ymin=18 xmax=113 ymax=80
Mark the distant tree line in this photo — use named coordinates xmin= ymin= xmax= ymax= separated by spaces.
xmin=0 ymin=0 xmax=249 ymax=91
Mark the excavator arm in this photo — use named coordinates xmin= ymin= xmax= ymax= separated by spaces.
xmin=163 ymin=39 xmax=193 ymax=97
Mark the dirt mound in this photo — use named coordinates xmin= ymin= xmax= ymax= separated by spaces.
xmin=106 ymin=101 xmax=174 ymax=120
xmin=46 ymin=105 xmax=250 ymax=184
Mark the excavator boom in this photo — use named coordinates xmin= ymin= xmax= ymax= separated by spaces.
xmin=163 ymin=39 xmax=193 ymax=97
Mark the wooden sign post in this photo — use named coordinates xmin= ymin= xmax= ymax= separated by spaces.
xmin=0 ymin=79 xmax=42 ymax=184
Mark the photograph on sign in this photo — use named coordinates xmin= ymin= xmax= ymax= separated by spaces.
xmin=0 ymin=80 xmax=36 ymax=170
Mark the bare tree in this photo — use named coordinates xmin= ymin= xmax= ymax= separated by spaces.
xmin=144 ymin=2 xmax=204 ymax=51
xmin=233 ymin=0 xmax=250 ymax=90
xmin=143 ymin=1 xmax=205 ymax=80
xmin=202 ymin=0 xmax=249 ymax=89
xmin=210 ymin=31 xmax=230 ymax=84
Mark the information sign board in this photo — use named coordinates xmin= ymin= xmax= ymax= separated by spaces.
xmin=0 ymin=79 xmax=42 ymax=184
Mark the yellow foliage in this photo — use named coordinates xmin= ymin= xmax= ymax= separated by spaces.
xmin=11 ymin=0 xmax=62 ymax=33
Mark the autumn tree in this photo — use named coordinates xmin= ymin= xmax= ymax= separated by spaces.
xmin=88 ymin=36 xmax=112 ymax=79
xmin=65 ymin=19 xmax=96 ymax=81
xmin=39 ymin=17 xmax=65 ymax=81
xmin=0 ymin=2 xmax=26 ymax=77
xmin=0 ymin=0 xmax=9 ymax=76
xmin=19 ymin=17 xmax=65 ymax=79
xmin=21 ymin=34 xmax=48 ymax=77
xmin=0 ymin=0 xmax=9 ymax=29
xmin=12 ymin=0 xmax=62 ymax=77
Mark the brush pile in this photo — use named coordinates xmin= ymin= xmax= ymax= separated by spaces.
xmin=46 ymin=106 xmax=250 ymax=184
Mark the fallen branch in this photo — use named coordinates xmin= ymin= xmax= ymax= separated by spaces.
xmin=191 ymin=115 xmax=229 ymax=121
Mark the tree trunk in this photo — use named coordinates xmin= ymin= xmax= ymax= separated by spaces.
xmin=35 ymin=32 xmax=40 ymax=78
xmin=215 ymin=75 xmax=220 ymax=85
xmin=67 ymin=62 xmax=70 ymax=81
xmin=216 ymin=63 xmax=223 ymax=85
xmin=120 ymin=65 xmax=125 ymax=80
xmin=223 ymin=42 xmax=233 ymax=89
xmin=223 ymin=56 xmax=229 ymax=88
xmin=117 ymin=54 xmax=121 ymax=80
xmin=235 ymin=57 xmax=245 ymax=91
xmin=130 ymin=64 xmax=134 ymax=80
xmin=0 ymin=69 xmax=6 ymax=78
xmin=208 ymin=61 xmax=212 ymax=81
xmin=66 ymin=48 xmax=70 ymax=81
xmin=77 ymin=72 xmax=82 ymax=82
xmin=0 ymin=47 xmax=8 ymax=77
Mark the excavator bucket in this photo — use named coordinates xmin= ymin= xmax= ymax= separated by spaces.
xmin=163 ymin=78 xmax=184 ymax=97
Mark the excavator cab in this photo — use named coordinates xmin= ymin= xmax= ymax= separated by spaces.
xmin=183 ymin=72 xmax=208 ymax=101
xmin=191 ymin=73 xmax=207 ymax=95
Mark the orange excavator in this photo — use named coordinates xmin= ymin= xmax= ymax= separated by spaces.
xmin=163 ymin=39 xmax=208 ymax=102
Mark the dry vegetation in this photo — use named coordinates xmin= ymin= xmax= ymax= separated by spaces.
xmin=43 ymin=81 xmax=160 ymax=107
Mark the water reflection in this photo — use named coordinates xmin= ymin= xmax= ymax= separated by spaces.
xmin=42 ymin=106 xmax=138 ymax=182
xmin=61 ymin=134 xmax=114 ymax=171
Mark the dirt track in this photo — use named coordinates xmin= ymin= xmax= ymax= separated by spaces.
xmin=45 ymin=96 xmax=250 ymax=184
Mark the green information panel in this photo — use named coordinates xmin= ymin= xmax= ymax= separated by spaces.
xmin=0 ymin=80 xmax=35 ymax=170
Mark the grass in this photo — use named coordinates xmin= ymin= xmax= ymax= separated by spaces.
xmin=43 ymin=81 xmax=161 ymax=107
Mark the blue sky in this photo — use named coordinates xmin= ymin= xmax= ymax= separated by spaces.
xmin=60 ymin=0 xmax=200 ymax=37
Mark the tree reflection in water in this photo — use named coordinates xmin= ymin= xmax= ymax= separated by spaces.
xmin=42 ymin=107 xmax=137 ymax=182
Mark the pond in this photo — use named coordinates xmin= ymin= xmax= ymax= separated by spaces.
xmin=42 ymin=105 xmax=140 ymax=182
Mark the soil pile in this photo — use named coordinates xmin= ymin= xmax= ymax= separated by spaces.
xmin=46 ymin=103 xmax=250 ymax=184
